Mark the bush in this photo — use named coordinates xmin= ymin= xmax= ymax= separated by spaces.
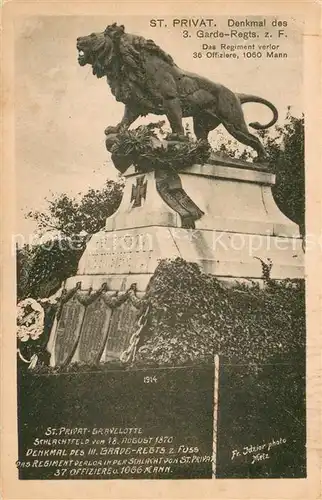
xmin=17 ymin=238 xmax=86 ymax=300
xmin=134 ymin=259 xmax=305 ymax=372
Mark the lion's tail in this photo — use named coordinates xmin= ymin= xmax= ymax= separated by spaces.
xmin=237 ymin=94 xmax=278 ymax=130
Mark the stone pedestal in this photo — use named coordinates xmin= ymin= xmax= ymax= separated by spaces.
xmin=65 ymin=160 xmax=304 ymax=292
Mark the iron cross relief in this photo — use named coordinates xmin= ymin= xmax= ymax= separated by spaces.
xmin=131 ymin=176 xmax=147 ymax=208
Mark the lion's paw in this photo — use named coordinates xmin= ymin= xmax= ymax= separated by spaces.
xmin=104 ymin=126 xmax=119 ymax=136
xmin=166 ymin=133 xmax=189 ymax=142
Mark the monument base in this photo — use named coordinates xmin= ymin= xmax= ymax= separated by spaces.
xmin=65 ymin=159 xmax=304 ymax=293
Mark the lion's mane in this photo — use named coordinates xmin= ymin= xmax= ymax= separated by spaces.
xmin=91 ymin=23 xmax=175 ymax=108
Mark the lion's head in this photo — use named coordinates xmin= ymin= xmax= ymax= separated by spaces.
xmin=77 ymin=23 xmax=174 ymax=80
xmin=76 ymin=26 xmax=119 ymax=78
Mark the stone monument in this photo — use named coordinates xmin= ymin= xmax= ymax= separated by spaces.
xmin=47 ymin=24 xmax=304 ymax=367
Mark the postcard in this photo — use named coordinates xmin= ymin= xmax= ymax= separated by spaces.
xmin=1 ymin=1 xmax=321 ymax=499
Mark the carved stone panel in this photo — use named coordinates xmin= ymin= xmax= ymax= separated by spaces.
xmin=54 ymin=295 xmax=86 ymax=367
xmin=104 ymin=301 xmax=138 ymax=360
xmin=78 ymin=296 xmax=112 ymax=364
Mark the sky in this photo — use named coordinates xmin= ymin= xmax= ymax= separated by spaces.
xmin=14 ymin=15 xmax=303 ymax=239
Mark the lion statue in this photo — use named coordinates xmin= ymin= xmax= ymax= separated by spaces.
xmin=76 ymin=23 xmax=278 ymax=163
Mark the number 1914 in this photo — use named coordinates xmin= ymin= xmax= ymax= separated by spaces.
xmin=144 ymin=376 xmax=158 ymax=383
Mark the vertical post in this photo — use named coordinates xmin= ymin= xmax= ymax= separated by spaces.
xmin=47 ymin=314 xmax=58 ymax=367
xmin=212 ymin=354 xmax=220 ymax=478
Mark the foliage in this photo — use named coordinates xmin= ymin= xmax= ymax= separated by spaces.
xmin=111 ymin=121 xmax=166 ymax=156
xmin=214 ymin=110 xmax=305 ymax=234
xmin=111 ymin=121 xmax=211 ymax=171
xmin=18 ymin=180 xmax=123 ymax=300
xmin=17 ymin=298 xmax=44 ymax=342
xmin=268 ymin=113 xmax=305 ymax=235
xmin=26 ymin=180 xmax=123 ymax=237
xmin=134 ymin=258 xmax=305 ymax=373
xmin=17 ymin=237 xmax=85 ymax=300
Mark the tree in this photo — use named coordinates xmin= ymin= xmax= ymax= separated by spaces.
xmin=17 ymin=238 xmax=86 ymax=300
xmin=17 ymin=180 xmax=123 ymax=300
xmin=268 ymin=113 xmax=305 ymax=236
xmin=27 ymin=180 xmax=124 ymax=237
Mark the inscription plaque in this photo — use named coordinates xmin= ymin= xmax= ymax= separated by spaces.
xmin=54 ymin=295 xmax=85 ymax=366
xmin=78 ymin=296 xmax=112 ymax=364
xmin=104 ymin=301 xmax=139 ymax=360
xmin=18 ymin=366 xmax=214 ymax=479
